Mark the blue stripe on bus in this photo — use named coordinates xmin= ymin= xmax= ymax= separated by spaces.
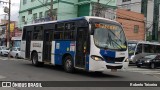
xmin=54 ymin=41 xmax=75 ymax=65
xmin=100 ymin=50 xmax=116 ymax=58
xmin=86 ymin=55 xmax=89 ymax=71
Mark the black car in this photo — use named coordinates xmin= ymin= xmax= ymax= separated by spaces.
xmin=136 ymin=54 xmax=160 ymax=69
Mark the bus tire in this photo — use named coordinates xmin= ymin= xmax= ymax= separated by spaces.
xmin=32 ymin=52 xmax=43 ymax=67
xmin=63 ymin=55 xmax=74 ymax=73
xmin=95 ymin=71 xmax=103 ymax=74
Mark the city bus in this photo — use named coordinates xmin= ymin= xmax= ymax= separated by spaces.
xmin=128 ymin=40 xmax=160 ymax=63
xmin=21 ymin=16 xmax=129 ymax=73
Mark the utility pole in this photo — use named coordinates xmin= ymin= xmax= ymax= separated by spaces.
xmin=141 ymin=0 xmax=148 ymax=17
xmin=8 ymin=0 xmax=11 ymax=48
xmin=95 ymin=0 xmax=100 ymax=16
xmin=152 ymin=0 xmax=159 ymax=41
xmin=141 ymin=0 xmax=148 ymax=41
xmin=50 ymin=0 xmax=53 ymax=20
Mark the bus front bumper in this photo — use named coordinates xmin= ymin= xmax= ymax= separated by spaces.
xmin=106 ymin=63 xmax=123 ymax=69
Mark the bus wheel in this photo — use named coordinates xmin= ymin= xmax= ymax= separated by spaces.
xmin=150 ymin=63 xmax=155 ymax=69
xmin=32 ymin=53 xmax=43 ymax=67
xmin=63 ymin=56 xmax=74 ymax=73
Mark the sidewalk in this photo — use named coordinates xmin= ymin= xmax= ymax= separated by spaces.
xmin=0 ymin=56 xmax=23 ymax=61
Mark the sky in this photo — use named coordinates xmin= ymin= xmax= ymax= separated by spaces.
xmin=0 ymin=0 xmax=20 ymax=22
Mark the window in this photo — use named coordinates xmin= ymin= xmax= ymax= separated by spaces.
xmin=136 ymin=44 xmax=142 ymax=54
xmin=33 ymin=26 xmax=43 ymax=40
xmin=39 ymin=12 xmax=43 ymax=18
xmin=53 ymin=23 xmax=64 ymax=40
xmin=64 ymin=23 xmax=75 ymax=40
xmin=155 ymin=45 xmax=160 ymax=53
xmin=45 ymin=10 xmax=50 ymax=17
xmin=22 ymin=28 xmax=26 ymax=40
xmin=22 ymin=16 xmax=25 ymax=22
xmin=33 ymin=13 xmax=37 ymax=20
xmin=23 ymin=0 xmax=27 ymax=5
xmin=144 ymin=44 xmax=150 ymax=53
xmin=134 ymin=25 xmax=139 ymax=33
xmin=28 ymin=10 xmax=32 ymax=15
xmin=122 ymin=0 xmax=131 ymax=2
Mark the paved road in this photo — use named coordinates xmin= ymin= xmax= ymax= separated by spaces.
xmin=0 ymin=56 xmax=160 ymax=90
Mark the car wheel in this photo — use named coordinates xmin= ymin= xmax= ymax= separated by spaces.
xmin=15 ymin=54 xmax=18 ymax=59
xmin=150 ymin=63 xmax=155 ymax=69
xmin=1 ymin=52 xmax=2 ymax=56
xmin=63 ymin=56 xmax=74 ymax=73
xmin=32 ymin=52 xmax=43 ymax=67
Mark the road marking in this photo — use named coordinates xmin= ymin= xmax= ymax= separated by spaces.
xmin=127 ymin=66 xmax=160 ymax=75
xmin=0 ymin=57 xmax=24 ymax=61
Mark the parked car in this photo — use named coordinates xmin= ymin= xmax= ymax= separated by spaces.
xmin=136 ymin=54 xmax=160 ymax=69
xmin=9 ymin=47 xmax=21 ymax=58
xmin=0 ymin=46 xmax=10 ymax=56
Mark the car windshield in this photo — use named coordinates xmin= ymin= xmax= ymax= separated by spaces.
xmin=17 ymin=48 xmax=20 ymax=51
xmin=93 ymin=23 xmax=127 ymax=50
xmin=144 ymin=55 xmax=156 ymax=59
xmin=2 ymin=46 xmax=7 ymax=50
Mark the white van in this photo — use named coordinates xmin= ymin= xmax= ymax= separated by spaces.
xmin=128 ymin=40 xmax=160 ymax=63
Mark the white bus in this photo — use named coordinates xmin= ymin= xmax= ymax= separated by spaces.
xmin=128 ymin=40 xmax=160 ymax=63
xmin=21 ymin=16 xmax=129 ymax=73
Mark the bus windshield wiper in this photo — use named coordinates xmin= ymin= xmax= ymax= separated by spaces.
xmin=108 ymin=29 xmax=123 ymax=43
xmin=108 ymin=34 xmax=124 ymax=50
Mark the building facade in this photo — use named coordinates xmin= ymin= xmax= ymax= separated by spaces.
xmin=116 ymin=9 xmax=145 ymax=40
xmin=117 ymin=0 xmax=160 ymax=42
xmin=19 ymin=0 xmax=117 ymax=29
xmin=0 ymin=20 xmax=18 ymax=47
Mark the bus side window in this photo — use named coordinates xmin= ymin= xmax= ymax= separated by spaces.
xmin=155 ymin=45 xmax=160 ymax=53
xmin=149 ymin=45 xmax=155 ymax=53
xmin=53 ymin=23 xmax=64 ymax=40
xmin=144 ymin=44 xmax=150 ymax=53
xmin=136 ymin=44 xmax=142 ymax=54
xmin=64 ymin=22 xmax=75 ymax=40
xmin=33 ymin=26 xmax=43 ymax=40
xmin=22 ymin=27 xmax=26 ymax=40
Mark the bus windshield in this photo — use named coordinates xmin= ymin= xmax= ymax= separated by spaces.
xmin=93 ymin=23 xmax=127 ymax=50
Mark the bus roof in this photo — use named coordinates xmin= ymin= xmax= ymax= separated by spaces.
xmin=23 ymin=16 xmax=118 ymax=27
xmin=128 ymin=40 xmax=160 ymax=45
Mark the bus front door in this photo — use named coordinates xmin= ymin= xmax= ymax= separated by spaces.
xmin=75 ymin=28 xmax=88 ymax=69
xmin=43 ymin=30 xmax=53 ymax=62
xmin=26 ymin=31 xmax=32 ymax=58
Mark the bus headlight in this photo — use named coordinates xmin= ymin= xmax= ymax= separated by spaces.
xmin=124 ymin=58 xmax=129 ymax=62
xmin=91 ymin=55 xmax=104 ymax=61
